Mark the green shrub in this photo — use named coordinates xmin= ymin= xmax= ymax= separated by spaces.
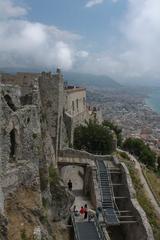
xmin=21 ymin=229 xmax=28 ymax=240
xmin=74 ymin=120 xmax=115 ymax=155
xmin=39 ymin=168 xmax=48 ymax=192
xmin=103 ymin=120 xmax=122 ymax=146
xmin=123 ymin=138 xmax=156 ymax=168
xmin=49 ymin=165 xmax=59 ymax=185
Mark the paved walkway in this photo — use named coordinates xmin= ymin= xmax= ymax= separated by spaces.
xmin=61 ymin=165 xmax=101 ymax=239
xmin=60 ymin=165 xmax=93 ymax=210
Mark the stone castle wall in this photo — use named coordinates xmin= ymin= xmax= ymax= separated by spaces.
xmin=0 ymin=70 xmax=67 ymax=215
xmin=39 ymin=71 xmax=64 ymax=160
xmin=0 ymin=82 xmax=42 ymax=197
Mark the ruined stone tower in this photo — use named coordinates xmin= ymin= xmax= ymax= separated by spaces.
xmin=39 ymin=69 xmax=64 ymax=161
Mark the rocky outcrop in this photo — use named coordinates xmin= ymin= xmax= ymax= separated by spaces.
xmin=50 ymin=180 xmax=74 ymax=221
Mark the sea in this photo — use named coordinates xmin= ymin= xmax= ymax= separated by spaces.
xmin=145 ymin=88 xmax=160 ymax=113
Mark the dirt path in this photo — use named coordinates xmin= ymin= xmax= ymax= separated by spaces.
xmin=118 ymin=149 xmax=160 ymax=218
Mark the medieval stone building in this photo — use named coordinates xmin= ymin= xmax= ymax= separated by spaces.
xmin=0 ymin=69 xmax=75 ymax=239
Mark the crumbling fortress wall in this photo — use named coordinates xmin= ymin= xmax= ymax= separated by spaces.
xmin=0 ymin=70 xmax=74 ymax=239
xmin=39 ymin=70 xmax=64 ymax=159
xmin=0 ymin=80 xmax=42 ymax=198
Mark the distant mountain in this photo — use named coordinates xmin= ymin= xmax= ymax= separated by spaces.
xmin=119 ymin=76 xmax=160 ymax=88
xmin=64 ymin=72 xmax=121 ymax=89
xmin=0 ymin=67 xmax=121 ymax=89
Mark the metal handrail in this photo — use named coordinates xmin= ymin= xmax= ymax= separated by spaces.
xmin=94 ymin=217 xmax=109 ymax=240
xmin=97 ymin=160 xmax=114 ymax=208
xmin=96 ymin=160 xmax=103 ymax=207
xmin=105 ymin=163 xmax=115 ymax=208
xmin=71 ymin=213 xmax=80 ymax=240
xmin=96 ymin=159 xmax=120 ymax=225
xmin=106 ymin=164 xmax=120 ymax=217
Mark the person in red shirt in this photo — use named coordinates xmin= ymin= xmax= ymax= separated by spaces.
xmin=80 ymin=206 xmax=84 ymax=215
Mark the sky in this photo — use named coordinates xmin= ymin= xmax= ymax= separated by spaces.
xmin=0 ymin=0 xmax=160 ymax=81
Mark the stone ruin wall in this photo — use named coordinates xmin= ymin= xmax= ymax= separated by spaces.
xmin=0 ymin=70 xmax=70 ymax=218
xmin=39 ymin=71 xmax=65 ymax=159
xmin=0 ymin=82 xmax=43 ymax=215
xmin=64 ymin=110 xmax=89 ymax=145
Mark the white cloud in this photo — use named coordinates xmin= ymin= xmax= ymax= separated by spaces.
xmin=0 ymin=0 xmax=85 ymax=70
xmin=81 ymin=0 xmax=160 ymax=80
xmin=85 ymin=0 xmax=104 ymax=8
xmin=76 ymin=51 xmax=89 ymax=58
xmin=53 ymin=42 xmax=74 ymax=70
xmin=85 ymin=0 xmax=118 ymax=8
xmin=121 ymin=0 xmax=160 ymax=78
xmin=1 ymin=0 xmax=159 ymax=81
xmin=0 ymin=0 xmax=27 ymax=18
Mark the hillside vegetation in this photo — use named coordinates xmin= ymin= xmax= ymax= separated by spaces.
xmin=118 ymin=153 xmax=160 ymax=240
xmin=123 ymin=138 xmax=156 ymax=168
xmin=143 ymin=168 xmax=160 ymax=204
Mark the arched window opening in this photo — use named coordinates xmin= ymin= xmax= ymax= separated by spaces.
xmin=4 ymin=95 xmax=16 ymax=111
xmin=9 ymin=129 xmax=16 ymax=161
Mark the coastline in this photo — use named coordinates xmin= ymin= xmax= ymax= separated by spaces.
xmin=144 ymin=91 xmax=160 ymax=114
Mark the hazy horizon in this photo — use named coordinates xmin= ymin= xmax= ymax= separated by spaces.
xmin=0 ymin=0 xmax=160 ymax=83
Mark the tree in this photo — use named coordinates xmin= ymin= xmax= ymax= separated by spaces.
xmin=74 ymin=120 xmax=115 ymax=155
xmin=139 ymin=148 xmax=156 ymax=168
xmin=123 ymin=137 xmax=156 ymax=168
xmin=123 ymin=138 xmax=144 ymax=156
xmin=103 ymin=120 xmax=122 ymax=147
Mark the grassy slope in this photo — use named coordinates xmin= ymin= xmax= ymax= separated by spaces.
xmin=117 ymin=152 xmax=160 ymax=239
xmin=143 ymin=168 xmax=160 ymax=205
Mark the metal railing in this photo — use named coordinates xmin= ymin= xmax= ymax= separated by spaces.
xmin=106 ymin=163 xmax=120 ymax=217
xmin=96 ymin=159 xmax=120 ymax=225
xmin=95 ymin=216 xmax=110 ymax=240
xmin=71 ymin=213 xmax=80 ymax=240
xmin=96 ymin=160 xmax=103 ymax=207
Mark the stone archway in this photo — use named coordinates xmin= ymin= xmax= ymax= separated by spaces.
xmin=59 ymin=164 xmax=85 ymax=195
